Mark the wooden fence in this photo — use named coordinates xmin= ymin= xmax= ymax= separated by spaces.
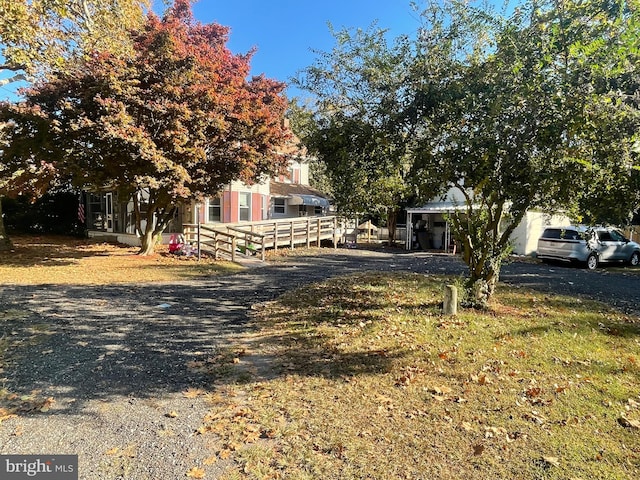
xmin=183 ymin=216 xmax=339 ymax=262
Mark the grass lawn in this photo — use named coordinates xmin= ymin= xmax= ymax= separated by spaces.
xmin=203 ymin=272 xmax=640 ymax=480
xmin=0 ymin=235 xmax=242 ymax=284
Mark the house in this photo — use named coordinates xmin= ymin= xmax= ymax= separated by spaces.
xmin=405 ymin=188 xmax=571 ymax=256
xmin=84 ymin=146 xmax=332 ymax=246
xmin=182 ymin=159 xmax=331 ymax=226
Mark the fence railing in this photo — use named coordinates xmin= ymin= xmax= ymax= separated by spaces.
xmin=183 ymin=216 xmax=339 ymax=262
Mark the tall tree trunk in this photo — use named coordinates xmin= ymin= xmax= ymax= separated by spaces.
xmin=137 ymin=203 xmax=175 ymax=256
xmin=387 ymin=208 xmax=398 ymax=245
xmin=139 ymin=228 xmax=158 ymax=255
xmin=138 ymin=203 xmax=158 ymax=255
xmin=0 ymin=197 xmax=13 ymax=251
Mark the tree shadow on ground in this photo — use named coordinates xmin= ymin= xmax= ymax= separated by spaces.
xmin=0 ymin=250 xmax=453 ymax=419
xmin=0 ymin=235 xmax=135 ymax=267
xmin=1 ymin=249 xmax=638 ymax=421
xmin=0 ymin=280 xmax=255 ymax=416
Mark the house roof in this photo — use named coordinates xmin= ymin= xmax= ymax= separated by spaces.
xmin=270 ymin=182 xmax=332 ymax=208
xmin=270 ymin=181 xmax=330 ymax=199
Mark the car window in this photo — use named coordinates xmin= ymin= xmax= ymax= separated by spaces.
xmin=542 ymin=229 xmax=561 ymax=239
xmin=563 ymin=230 xmax=580 ymax=240
xmin=541 ymin=228 xmax=585 ymax=240
xmin=598 ymin=231 xmax=613 ymax=241
xmin=609 ymin=230 xmax=626 ymax=242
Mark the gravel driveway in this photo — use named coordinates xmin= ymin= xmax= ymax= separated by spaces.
xmin=0 ymin=248 xmax=638 ymax=479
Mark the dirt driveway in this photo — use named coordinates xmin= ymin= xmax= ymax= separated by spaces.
xmin=0 ymin=248 xmax=637 ymax=479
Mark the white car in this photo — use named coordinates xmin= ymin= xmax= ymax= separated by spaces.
xmin=537 ymin=226 xmax=640 ymax=270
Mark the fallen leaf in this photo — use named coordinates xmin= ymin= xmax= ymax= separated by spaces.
xmin=203 ymin=456 xmax=217 ymax=465
xmin=461 ymin=421 xmax=474 ymax=431
xmin=227 ymin=441 xmax=243 ymax=451
xmin=484 ymin=426 xmax=507 ymax=438
xmin=471 ymin=373 xmax=490 ymax=385
xmin=524 ymin=412 xmax=546 ymax=425
xmin=219 ymin=449 xmax=232 ymax=460
xmin=542 ymin=456 xmax=560 ymax=467
xmin=106 ymin=447 xmax=119 ymax=455
xmin=166 ymin=411 xmax=179 ymax=418
xmin=627 ymin=398 xmax=640 ymax=410
xmin=526 ymin=387 xmax=542 ymax=398
xmin=0 ymin=408 xmax=17 ymax=423
xmin=183 ymin=388 xmax=204 ymax=399
xmin=617 ymin=417 xmax=640 ymax=429
xmin=427 ymin=385 xmax=453 ymax=395
xmin=473 ymin=444 xmax=485 ymax=456
xmin=186 ymin=466 xmax=205 ymax=478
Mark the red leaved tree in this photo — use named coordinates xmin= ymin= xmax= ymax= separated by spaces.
xmin=1 ymin=0 xmax=290 ymax=254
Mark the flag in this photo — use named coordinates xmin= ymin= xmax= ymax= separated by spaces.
xmin=78 ymin=193 xmax=85 ymax=224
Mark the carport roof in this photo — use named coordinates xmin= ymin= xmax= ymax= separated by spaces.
xmin=406 ymin=201 xmax=469 ymax=214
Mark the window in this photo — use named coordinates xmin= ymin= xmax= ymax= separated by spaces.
xmin=239 ymin=192 xmax=251 ymax=221
xmin=598 ymin=231 xmax=613 ymax=242
xmin=609 ymin=230 xmax=626 ymax=242
xmin=274 ymin=198 xmax=285 ymax=215
xmin=542 ymin=228 xmax=561 ymax=239
xmin=208 ymin=197 xmax=221 ymax=222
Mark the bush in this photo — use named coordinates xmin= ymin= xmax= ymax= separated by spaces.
xmin=2 ymin=192 xmax=85 ymax=236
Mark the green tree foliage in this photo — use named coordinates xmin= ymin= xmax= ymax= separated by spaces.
xmin=298 ymin=0 xmax=640 ymax=305
xmin=1 ymin=0 xmax=291 ymax=254
xmin=435 ymin=0 xmax=640 ymax=304
xmin=0 ymin=0 xmax=151 ymax=87
xmin=294 ymin=25 xmax=419 ymax=243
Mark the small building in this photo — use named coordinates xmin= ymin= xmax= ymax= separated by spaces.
xmin=405 ymin=189 xmax=571 ymax=256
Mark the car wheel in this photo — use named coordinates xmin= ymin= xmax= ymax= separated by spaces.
xmin=586 ymin=253 xmax=598 ymax=270
xmin=630 ymin=251 xmax=640 ymax=267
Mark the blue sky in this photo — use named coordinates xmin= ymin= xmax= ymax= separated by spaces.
xmin=0 ymin=1 xmax=423 ymax=101
xmin=187 ymin=0 xmax=423 ymax=99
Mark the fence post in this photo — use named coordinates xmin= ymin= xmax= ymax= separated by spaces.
xmin=290 ymin=221 xmax=295 ymax=250
xmin=231 ymin=237 xmax=236 ymax=262
xmin=273 ymin=222 xmax=278 ymax=252
xmin=306 ymin=218 xmax=311 ymax=248
xmin=317 ymin=218 xmax=322 ymax=246
xmin=197 ymin=220 xmax=201 ymax=262
xmin=333 ymin=217 xmax=338 ymax=249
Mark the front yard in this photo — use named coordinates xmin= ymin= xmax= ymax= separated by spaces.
xmin=0 ymin=237 xmax=638 ymax=478
xmin=206 ymin=272 xmax=640 ymax=479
